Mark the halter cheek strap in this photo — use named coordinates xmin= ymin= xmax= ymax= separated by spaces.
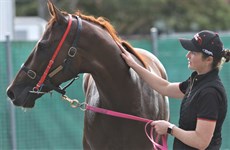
xmin=26 ymin=14 xmax=82 ymax=95
xmin=34 ymin=14 xmax=73 ymax=92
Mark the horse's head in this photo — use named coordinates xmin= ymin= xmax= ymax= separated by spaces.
xmin=6 ymin=1 xmax=82 ymax=108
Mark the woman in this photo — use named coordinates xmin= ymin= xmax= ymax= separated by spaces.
xmin=121 ymin=30 xmax=229 ymax=149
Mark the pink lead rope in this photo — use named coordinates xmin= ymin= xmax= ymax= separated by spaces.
xmin=86 ymin=104 xmax=168 ymax=150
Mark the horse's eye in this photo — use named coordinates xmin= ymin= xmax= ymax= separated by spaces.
xmin=37 ymin=40 xmax=49 ymax=49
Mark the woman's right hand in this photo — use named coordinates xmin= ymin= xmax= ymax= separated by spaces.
xmin=120 ymin=45 xmax=137 ymax=68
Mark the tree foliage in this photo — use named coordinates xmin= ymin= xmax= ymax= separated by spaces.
xmin=16 ymin=0 xmax=230 ymax=35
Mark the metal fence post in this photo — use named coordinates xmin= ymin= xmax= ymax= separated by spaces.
xmin=5 ymin=35 xmax=17 ymax=150
xmin=150 ymin=27 xmax=158 ymax=56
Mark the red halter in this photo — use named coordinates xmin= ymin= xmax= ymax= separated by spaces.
xmin=33 ymin=14 xmax=73 ymax=92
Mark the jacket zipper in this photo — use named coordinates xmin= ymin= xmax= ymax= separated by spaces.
xmin=187 ymin=77 xmax=197 ymax=97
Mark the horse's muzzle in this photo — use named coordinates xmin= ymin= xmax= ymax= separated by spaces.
xmin=6 ymin=86 xmax=39 ymax=108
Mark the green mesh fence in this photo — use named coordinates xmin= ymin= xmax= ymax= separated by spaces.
xmin=1 ymin=35 xmax=230 ymax=149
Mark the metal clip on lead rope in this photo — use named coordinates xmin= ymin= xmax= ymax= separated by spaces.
xmin=62 ymin=95 xmax=79 ymax=108
xmin=62 ymin=95 xmax=86 ymax=110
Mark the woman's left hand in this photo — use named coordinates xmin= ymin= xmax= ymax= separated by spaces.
xmin=151 ymin=120 xmax=171 ymax=135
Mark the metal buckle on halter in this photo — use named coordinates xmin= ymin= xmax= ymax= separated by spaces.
xmin=68 ymin=47 xmax=77 ymax=57
xmin=21 ymin=64 xmax=36 ymax=80
xmin=27 ymin=70 xmax=36 ymax=79
xmin=29 ymin=86 xmax=47 ymax=94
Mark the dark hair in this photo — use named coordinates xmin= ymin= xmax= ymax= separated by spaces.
xmin=202 ymin=49 xmax=230 ymax=69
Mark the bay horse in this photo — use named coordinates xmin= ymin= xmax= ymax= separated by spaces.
xmin=6 ymin=1 xmax=169 ymax=150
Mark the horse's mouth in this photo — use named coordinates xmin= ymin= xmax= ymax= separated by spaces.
xmin=11 ymin=98 xmax=35 ymax=108
xmin=7 ymin=87 xmax=41 ymax=108
xmin=9 ymin=94 xmax=36 ymax=108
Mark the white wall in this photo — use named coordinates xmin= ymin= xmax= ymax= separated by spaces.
xmin=0 ymin=0 xmax=15 ymax=41
xmin=14 ymin=17 xmax=47 ymax=41
xmin=0 ymin=0 xmax=47 ymax=41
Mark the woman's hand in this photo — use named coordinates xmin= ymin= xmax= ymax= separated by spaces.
xmin=151 ymin=120 xmax=172 ymax=135
xmin=120 ymin=45 xmax=137 ymax=68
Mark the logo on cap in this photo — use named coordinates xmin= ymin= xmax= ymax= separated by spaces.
xmin=202 ymin=49 xmax=213 ymax=56
xmin=194 ymin=33 xmax=202 ymax=45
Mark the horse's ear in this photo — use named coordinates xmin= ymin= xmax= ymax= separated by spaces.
xmin=47 ymin=0 xmax=55 ymax=16
xmin=47 ymin=0 xmax=67 ymax=24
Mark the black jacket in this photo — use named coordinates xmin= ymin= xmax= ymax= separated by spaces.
xmin=173 ymin=69 xmax=227 ymax=150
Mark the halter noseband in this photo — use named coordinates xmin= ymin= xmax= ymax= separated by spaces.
xmin=21 ymin=14 xmax=82 ymax=95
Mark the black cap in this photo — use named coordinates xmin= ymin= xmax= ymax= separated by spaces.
xmin=179 ymin=30 xmax=224 ymax=58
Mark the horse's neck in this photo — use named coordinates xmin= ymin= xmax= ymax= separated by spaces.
xmin=79 ymin=21 xmax=143 ymax=109
xmin=88 ymin=51 xmax=143 ymax=109
xmin=92 ymin=54 xmax=130 ymax=91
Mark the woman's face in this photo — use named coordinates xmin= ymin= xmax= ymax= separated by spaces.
xmin=186 ymin=51 xmax=212 ymax=74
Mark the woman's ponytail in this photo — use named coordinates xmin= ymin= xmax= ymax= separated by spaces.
xmin=222 ymin=49 xmax=230 ymax=62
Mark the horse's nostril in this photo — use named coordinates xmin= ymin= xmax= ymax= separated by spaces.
xmin=7 ymin=90 xmax=15 ymax=100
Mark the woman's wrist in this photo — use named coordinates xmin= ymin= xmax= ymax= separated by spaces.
xmin=167 ymin=123 xmax=175 ymax=135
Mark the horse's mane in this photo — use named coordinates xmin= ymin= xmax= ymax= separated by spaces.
xmin=48 ymin=10 xmax=148 ymax=68
xmin=75 ymin=11 xmax=148 ymax=68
